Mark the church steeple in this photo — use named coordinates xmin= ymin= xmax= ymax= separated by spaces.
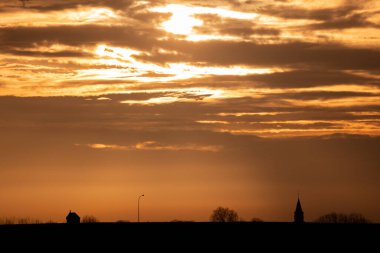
xmin=294 ymin=197 xmax=304 ymax=223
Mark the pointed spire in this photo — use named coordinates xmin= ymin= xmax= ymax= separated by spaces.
xmin=294 ymin=196 xmax=304 ymax=223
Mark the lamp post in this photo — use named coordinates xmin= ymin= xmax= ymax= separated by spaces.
xmin=138 ymin=194 xmax=144 ymax=222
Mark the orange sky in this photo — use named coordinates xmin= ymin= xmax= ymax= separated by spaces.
xmin=0 ymin=0 xmax=380 ymax=223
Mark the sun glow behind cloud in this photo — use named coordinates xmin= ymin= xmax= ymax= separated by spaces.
xmin=151 ymin=4 xmax=259 ymax=39
xmin=161 ymin=10 xmax=203 ymax=35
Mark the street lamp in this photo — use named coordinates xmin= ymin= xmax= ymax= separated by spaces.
xmin=138 ymin=194 xmax=144 ymax=222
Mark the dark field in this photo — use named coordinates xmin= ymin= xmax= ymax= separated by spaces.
xmin=0 ymin=222 xmax=378 ymax=249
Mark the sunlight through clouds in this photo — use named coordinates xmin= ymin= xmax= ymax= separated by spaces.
xmin=161 ymin=10 xmax=203 ymax=35
xmin=66 ymin=8 xmax=118 ymax=23
xmin=151 ymin=4 xmax=259 ymax=39
xmin=120 ymin=88 xmax=225 ymax=105
xmin=0 ymin=0 xmax=379 ymax=136
xmin=77 ymin=141 xmax=223 ymax=152
xmin=77 ymin=44 xmax=277 ymax=83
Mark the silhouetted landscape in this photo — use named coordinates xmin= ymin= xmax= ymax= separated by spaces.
xmin=1 ymin=201 xmax=378 ymax=249
xmin=0 ymin=221 xmax=378 ymax=250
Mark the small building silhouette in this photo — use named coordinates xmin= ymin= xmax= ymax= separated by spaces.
xmin=66 ymin=211 xmax=80 ymax=224
xmin=294 ymin=197 xmax=304 ymax=223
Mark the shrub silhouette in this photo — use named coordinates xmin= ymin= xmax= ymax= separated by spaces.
xmin=210 ymin=207 xmax=239 ymax=222
xmin=82 ymin=215 xmax=99 ymax=223
xmin=251 ymin=218 xmax=263 ymax=222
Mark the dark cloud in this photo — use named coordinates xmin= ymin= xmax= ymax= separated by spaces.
xmin=251 ymin=69 xmax=380 ymax=88
xmin=213 ymin=111 xmax=380 ymax=123
xmin=0 ymin=25 xmax=165 ymax=50
xmin=191 ymin=69 xmax=380 ymax=88
xmin=308 ymin=13 xmax=378 ymax=30
xmin=124 ymin=39 xmax=380 ymax=70
xmin=1 ymin=26 xmax=379 ymax=72
xmin=12 ymin=0 xmax=135 ymax=11
xmin=266 ymin=91 xmax=379 ymax=101
xmin=205 ymin=96 xmax=380 ymax=117
xmin=258 ymin=1 xmax=379 ymax=30
xmin=259 ymin=4 xmax=358 ymax=21
xmin=194 ymin=14 xmax=281 ymax=37
xmin=1 ymin=94 xmax=378 ymax=136
xmin=0 ymin=95 xmax=207 ymax=131
xmin=163 ymin=40 xmax=380 ymax=70
xmin=135 ymin=49 xmax=190 ymax=64
xmin=222 ymin=27 xmax=280 ymax=36
xmin=128 ymin=10 xmax=171 ymax=24
xmin=1 ymin=48 xmax=92 ymax=58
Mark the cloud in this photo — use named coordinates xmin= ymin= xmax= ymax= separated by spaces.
xmin=250 ymin=69 xmax=380 ymax=88
xmin=193 ymin=13 xmax=281 ymax=37
xmin=78 ymin=141 xmax=223 ymax=152
xmin=307 ymin=13 xmax=379 ymax=30
xmin=0 ymin=25 xmax=164 ymax=50
xmin=265 ymin=91 xmax=380 ymax=101
xmin=7 ymin=0 xmax=136 ymax=12
xmin=1 ymin=95 xmax=380 ymax=138
xmin=0 ymin=1 xmax=379 ymax=138
xmin=2 ymin=48 xmax=92 ymax=58
xmin=152 ymin=40 xmax=380 ymax=70
xmin=259 ymin=3 xmax=358 ymax=21
xmin=189 ymin=69 xmax=380 ymax=89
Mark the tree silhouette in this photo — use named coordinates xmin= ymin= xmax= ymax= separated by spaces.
xmin=316 ymin=212 xmax=370 ymax=224
xmin=210 ymin=207 xmax=239 ymax=222
xmin=82 ymin=215 xmax=99 ymax=223
xmin=19 ymin=0 xmax=29 ymax=8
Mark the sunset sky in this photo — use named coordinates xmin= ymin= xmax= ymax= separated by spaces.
xmin=1 ymin=0 xmax=380 ymax=223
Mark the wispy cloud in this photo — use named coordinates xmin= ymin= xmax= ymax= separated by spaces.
xmin=77 ymin=141 xmax=223 ymax=152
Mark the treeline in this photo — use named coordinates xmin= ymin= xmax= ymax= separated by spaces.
xmin=0 ymin=217 xmax=46 ymax=225
xmin=0 ymin=215 xmax=99 ymax=225
xmin=209 ymin=206 xmax=372 ymax=223
xmin=316 ymin=212 xmax=371 ymax=224
xmin=0 ymin=209 xmax=373 ymax=224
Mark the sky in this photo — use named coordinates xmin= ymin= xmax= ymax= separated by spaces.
xmin=0 ymin=0 xmax=380 ymax=223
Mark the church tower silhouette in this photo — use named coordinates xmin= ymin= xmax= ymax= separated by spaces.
xmin=294 ymin=197 xmax=304 ymax=223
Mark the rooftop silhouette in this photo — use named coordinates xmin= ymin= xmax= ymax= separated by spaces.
xmin=66 ymin=211 xmax=80 ymax=224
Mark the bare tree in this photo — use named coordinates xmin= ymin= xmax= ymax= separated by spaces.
xmin=3 ymin=217 xmax=16 ymax=225
xmin=82 ymin=215 xmax=99 ymax=223
xmin=45 ymin=219 xmax=57 ymax=224
xmin=347 ymin=213 xmax=370 ymax=224
xmin=18 ymin=217 xmax=31 ymax=224
xmin=210 ymin=207 xmax=239 ymax=222
xmin=19 ymin=0 xmax=30 ymax=8
xmin=316 ymin=212 xmax=370 ymax=224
